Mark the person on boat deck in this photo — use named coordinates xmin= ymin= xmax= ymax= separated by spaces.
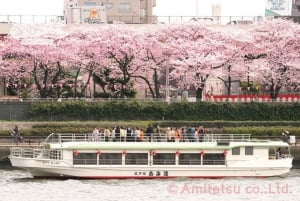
xmin=115 ymin=126 xmax=121 ymax=142
xmin=134 ymin=127 xmax=141 ymax=142
xmin=166 ymin=127 xmax=174 ymax=142
xmin=145 ymin=124 xmax=154 ymax=141
xmin=103 ymin=127 xmax=111 ymax=142
xmin=126 ymin=127 xmax=133 ymax=142
xmin=174 ymin=128 xmax=181 ymax=142
xmin=181 ymin=127 xmax=187 ymax=142
xmin=92 ymin=128 xmax=99 ymax=141
xmin=197 ymin=126 xmax=205 ymax=142
xmin=140 ymin=129 xmax=145 ymax=141
xmin=120 ymin=127 xmax=126 ymax=142
xmin=188 ymin=126 xmax=196 ymax=142
xmin=111 ymin=127 xmax=116 ymax=141
xmin=276 ymin=148 xmax=281 ymax=159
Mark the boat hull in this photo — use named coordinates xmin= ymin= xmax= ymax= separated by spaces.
xmin=9 ymin=156 xmax=293 ymax=179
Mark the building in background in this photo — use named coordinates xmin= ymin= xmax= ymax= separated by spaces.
xmin=292 ymin=0 xmax=300 ymax=16
xmin=265 ymin=0 xmax=293 ymax=16
xmin=64 ymin=0 xmax=156 ymax=24
xmin=65 ymin=5 xmax=107 ymax=24
xmin=211 ymin=2 xmax=221 ymax=24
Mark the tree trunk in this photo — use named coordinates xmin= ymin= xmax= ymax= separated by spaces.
xmin=196 ymin=87 xmax=203 ymax=101
xmin=153 ymin=69 xmax=160 ymax=99
xmin=270 ymin=85 xmax=281 ymax=101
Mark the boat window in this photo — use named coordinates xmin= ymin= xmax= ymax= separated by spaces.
xmin=232 ymin=147 xmax=240 ymax=155
xmin=125 ymin=153 xmax=148 ymax=165
xmin=99 ymin=153 xmax=122 ymax=165
xmin=179 ymin=153 xmax=201 ymax=165
xmin=73 ymin=153 xmax=97 ymax=165
xmin=49 ymin=150 xmax=62 ymax=160
xmin=245 ymin=146 xmax=253 ymax=155
xmin=153 ymin=153 xmax=176 ymax=165
xmin=203 ymin=153 xmax=225 ymax=165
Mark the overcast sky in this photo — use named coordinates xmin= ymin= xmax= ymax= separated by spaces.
xmin=0 ymin=0 xmax=265 ymax=16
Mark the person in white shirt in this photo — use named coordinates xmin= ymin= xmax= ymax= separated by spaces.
xmin=92 ymin=128 xmax=99 ymax=141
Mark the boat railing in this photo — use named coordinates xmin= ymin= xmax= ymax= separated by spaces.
xmin=10 ymin=147 xmax=42 ymax=158
xmin=269 ymin=153 xmax=293 ymax=160
xmin=43 ymin=133 xmax=252 ymax=144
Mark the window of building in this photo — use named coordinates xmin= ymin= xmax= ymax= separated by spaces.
xmin=153 ymin=153 xmax=175 ymax=165
xmin=103 ymin=2 xmax=113 ymax=9
xmin=125 ymin=153 xmax=148 ymax=165
xmin=203 ymin=153 xmax=225 ymax=165
xmin=84 ymin=2 xmax=97 ymax=6
xmin=119 ymin=3 xmax=131 ymax=13
xmin=232 ymin=147 xmax=240 ymax=155
xmin=245 ymin=146 xmax=253 ymax=155
xmin=99 ymin=153 xmax=122 ymax=165
xmin=179 ymin=153 xmax=201 ymax=165
xmin=73 ymin=153 xmax=97 ymax=165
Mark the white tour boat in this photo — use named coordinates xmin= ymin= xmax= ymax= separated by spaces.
xmin=9 ymin=132 xmax=293 ymax=179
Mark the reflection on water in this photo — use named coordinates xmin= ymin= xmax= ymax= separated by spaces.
xmin=0 ymin=169 xmax=299 ymax=201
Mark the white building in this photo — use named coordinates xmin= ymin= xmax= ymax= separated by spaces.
xmin=64 ymin=0 xmax=156 ymax=24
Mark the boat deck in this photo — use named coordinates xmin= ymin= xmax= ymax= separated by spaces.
xmin=44 ymin=133 xmax=253 ymax=144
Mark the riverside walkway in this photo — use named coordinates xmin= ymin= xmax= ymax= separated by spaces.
xmin=0 ymin=136 xmax=43 ymax=148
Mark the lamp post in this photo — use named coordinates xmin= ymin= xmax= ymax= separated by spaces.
xmin=196 ymin=0 xmax=199 ymax=17
xmin=165 ymin=65 xmax=170 ymax=103
xmin=195 ymin=72 xmax=204 ymax=101
xmin=179 ymin=75 xmax=184 ymax=97
xmin=82 ymin=80 xmax=87 ymax=97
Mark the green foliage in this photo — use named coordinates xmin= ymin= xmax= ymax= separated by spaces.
xmin=27 ymin=101 xmax=300 ymax=121
xmin=27 ymin=121 xmax=150 ymax=136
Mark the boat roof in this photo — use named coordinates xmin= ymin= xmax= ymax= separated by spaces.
xmin=48 ymin=141 xmax=290 ymax=150
xmin=43 ymin=133 xmax=290 ymax=150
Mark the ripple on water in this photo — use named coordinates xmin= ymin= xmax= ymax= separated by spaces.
xmin=0 ymin=169 xmax=299 ymax=201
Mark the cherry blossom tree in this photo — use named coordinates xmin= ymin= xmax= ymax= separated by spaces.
xmin=247 ymin=19 xmax=300 ymax=100
xmin=1 ymin=20 xmax=300 ymax=101
xmin=131 ymin=27 xmax=171 ymax=99
xmin=58 ymin=30 xmax=105 ymax=98
xmin=0 ymin=25 xmax=71 ymax=98
xmin=95 ymin=27 xmax=142 ymax=98
xmin=166 ymin=24 xmax=239 ymax=100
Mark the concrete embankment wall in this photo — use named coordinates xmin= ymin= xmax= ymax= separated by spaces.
xmin=0 ymin=102 xmax=30 ymax=121
xmin=0 ymin=121 xmax=37 ymax=131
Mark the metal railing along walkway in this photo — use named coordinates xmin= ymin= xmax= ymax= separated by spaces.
xmin=1 ymin=15 xmax=292 ymax=25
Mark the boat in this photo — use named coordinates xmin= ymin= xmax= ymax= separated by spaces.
xmin=9 ymin=132 xmax=293 ymax=179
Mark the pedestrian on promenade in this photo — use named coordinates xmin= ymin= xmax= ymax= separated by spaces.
xmin=11 ymin=125 xmax=22 ymax=145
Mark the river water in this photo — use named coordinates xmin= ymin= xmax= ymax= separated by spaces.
xmin=0 ymin=168 xmax=299 ymax=201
